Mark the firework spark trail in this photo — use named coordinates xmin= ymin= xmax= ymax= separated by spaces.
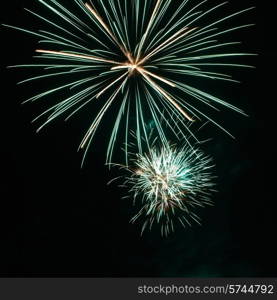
xmin=115 ymin=141 xmax=216 ymax=236
xmin=35 ymin=49 xmax=122 ymax=64
xmin=135 ymin=0 xmax=162 ymax=62
xmin=4 ymin=0 xmax=255 ymax=164
xmin=84 ymin=2 xmax=130 ymax=59
xmin=137 ymin=68 xmax=195 ymax=121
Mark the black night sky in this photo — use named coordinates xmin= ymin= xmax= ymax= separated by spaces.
xmin=0 ymin=0 xmax=276 ymax=277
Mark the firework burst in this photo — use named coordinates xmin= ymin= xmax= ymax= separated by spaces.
xmin=4 ymin=0 xmax=254 ymax=164
xmin=115 ymin=142 xmax=216 ymax=236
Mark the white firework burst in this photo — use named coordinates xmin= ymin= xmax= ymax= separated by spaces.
xmin=117 ymin=142 xmax=216 ymax=236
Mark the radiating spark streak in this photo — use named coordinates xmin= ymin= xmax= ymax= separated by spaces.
xmin=35 ymin=49 xmax=121 ymax=65
xmin=149 ymin=0 xmax=201 ymax=50
xmin=136 ymin=0 xmax=162 ymax=63
xmin=84 ymin=3 xmax=118 ymax=43
xmin=38 ymin=0 xmax=88 ymax=35
xmin=80 ymin=76 xmax=128 ymax=150
xmin=24 ymin=8 xmax=83 ymax=43
xmin=96 ymin=71 xmax=128 ymax=98
xmin=85 ymin=2 xmax=129 ymax=60
xmin=111 ymin=64 xmax=176 ymax=87
xmin=139 ymin=27 xmax=197 ymax=65
xmin=141 ymin=27 xmax=190 ymax=63
xmin=137 ymin=68 xmax=194 ymax=121
xmin=126 ymin=52 xmax=135 ymax=64
xmin=111 ymin=64 xmax=138 ymax=71
xmin=141 ymin=68 xmax=176 ymax=87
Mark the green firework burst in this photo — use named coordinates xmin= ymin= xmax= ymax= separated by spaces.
xmin=4 ymin=0 xmax=255 ymax=164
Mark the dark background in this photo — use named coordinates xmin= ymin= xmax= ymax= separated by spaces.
xmin=1 ymin=0 xmax=276 ymax=277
